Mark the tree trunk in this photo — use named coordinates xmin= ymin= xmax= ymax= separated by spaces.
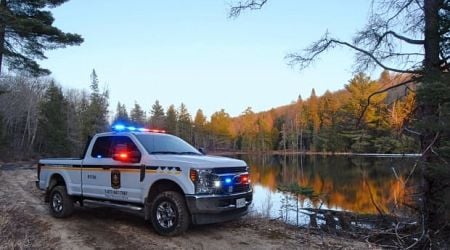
xmin=0 ymin=0 xmax=6 ymax=76
xmin=421 ymin=0 xmax=445 ymax=234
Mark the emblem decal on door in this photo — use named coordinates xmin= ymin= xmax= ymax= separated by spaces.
xmin=111 ymin=170 xmax=121 ymax=189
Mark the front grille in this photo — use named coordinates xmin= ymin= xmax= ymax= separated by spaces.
xmin=213 ymin=166 xmax=248 ymax=174
xmin=233 ymin=184 xmax=250 ymax=193
xmin=211 ymin=167 xmax=251 ymax=194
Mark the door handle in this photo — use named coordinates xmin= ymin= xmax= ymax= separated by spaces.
xmin=140 ymin=165 xmax=145 ymax=182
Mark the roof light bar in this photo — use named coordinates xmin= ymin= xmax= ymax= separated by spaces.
xmin=112 ymin=124 xmax=166 ymax=133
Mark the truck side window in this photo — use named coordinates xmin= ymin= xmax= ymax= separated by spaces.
xmin=113 ymin=137 xmax=140 ymax=154
xmin=91 ymin=136 xmax=113 ymax=158
xmin=91 ymin=136 xmax=141 ymax=159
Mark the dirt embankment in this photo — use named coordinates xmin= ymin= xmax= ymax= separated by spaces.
xmin=0 ymin=162 xmax=378 ymax=249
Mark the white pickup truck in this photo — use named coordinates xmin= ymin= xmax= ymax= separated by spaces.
xmin=36 ymin=126 xmax=252 ymax=236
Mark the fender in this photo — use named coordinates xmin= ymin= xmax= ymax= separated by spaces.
xmin=143 ymin=175 xmax=190 ymax=201
xmin=45 ymin=170 xmax=75 ymax=195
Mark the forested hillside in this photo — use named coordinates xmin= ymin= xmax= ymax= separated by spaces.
xmin=0 ymin=70 xmax=108 ymax=159
xmin=0 ymin=70 xmax=418 ymax=159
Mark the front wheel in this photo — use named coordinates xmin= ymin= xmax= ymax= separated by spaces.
xmin=150 ymin=191 xmax=190 ymax=236
xmin=49 ymin=185 xmax=74 ymax=218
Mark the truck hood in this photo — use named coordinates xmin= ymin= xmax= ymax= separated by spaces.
xmin=151 ymin=155 xmax=246 ymax=168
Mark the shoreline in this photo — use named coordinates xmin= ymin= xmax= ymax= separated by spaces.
xmin=210 ymin=150 xmax=421 ymax=157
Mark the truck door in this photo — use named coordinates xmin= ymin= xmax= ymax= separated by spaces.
xmin=82 ymin=135 xmax=143 ymax=203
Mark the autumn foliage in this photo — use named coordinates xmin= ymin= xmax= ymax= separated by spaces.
xmin=151 ymin=71 xmax=418 ymax=154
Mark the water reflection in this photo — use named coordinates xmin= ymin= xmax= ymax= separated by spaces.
xmin=239 ymin=154 xmax=419 ymax=223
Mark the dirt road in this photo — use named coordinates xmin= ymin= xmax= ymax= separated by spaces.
xmin=0 ymin=162 xmax=377 ymax=249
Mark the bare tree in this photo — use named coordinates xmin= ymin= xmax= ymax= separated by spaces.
xmin=0 ymin=75 xmax=46 ymax=155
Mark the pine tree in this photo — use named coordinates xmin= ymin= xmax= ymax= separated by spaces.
xmin=165 ymin=105 xmax=178 ymax=135
xmin=308 ymin=88 xmax=320 ymax=132
xmin=240 ymin=107 xmax=257 ymax=151
xmin=113 ymin=102 xmax=129 ymax=124
xmin=81 ymin=70 xmax=109 ymax=140
xmin=344 ymin=73 xmax=386 ymax=128
xmin=37 ymin=81 xmax=70 ymax=156
xmin=0 ymin=0 xmax=83 ymax=76
xmin=307 ymin=88 xmax=320 ymax=150
xmin=193 ymin=109 xmax=207 ymax=147
xmin=177 ymin=103 xmax=192 ymax=142
xmin=149 ymin=100 xmax=165 ymax=129
xmin=194 ymin=109 xmax=207 ymax=128
xmin=317 ymin=90 xmax=341 ymax=151
xmin=130 ymin=102 xmax=146 ymax=126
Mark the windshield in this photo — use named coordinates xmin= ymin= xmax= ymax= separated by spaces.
xmin=135 ymin=134 xmax=201 ymax=155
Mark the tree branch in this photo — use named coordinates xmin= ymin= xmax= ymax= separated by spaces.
xmin=385 ymin=0 xmax=415 ymax=24
xmin=356 ymin=77 xmax=419 ymax=128
xmin=286 ymin=33 xmax=423 ymax=74
xmin=422 ymin=132 xmax=440 ymax=157
xmin=229 ymin=0 xmax=268 ymax=18
xmin=379 ymin=30 xmax=424 ymax=45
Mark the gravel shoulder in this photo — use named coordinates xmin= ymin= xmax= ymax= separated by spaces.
xmin=0 ymin=162 xmax=379 ymax=249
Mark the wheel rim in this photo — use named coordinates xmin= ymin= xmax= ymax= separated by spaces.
xmin=52 ymin=192 xmax=63 ymax=213
xmin=156 ymin=201 xmax=176 ymax=229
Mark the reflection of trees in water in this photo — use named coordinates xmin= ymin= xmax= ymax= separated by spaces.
xmin=247 ymin=155 xmax=419 ymax=214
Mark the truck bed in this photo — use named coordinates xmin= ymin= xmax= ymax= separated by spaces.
xmin=39 ymin=158 xmax=83 ymax=166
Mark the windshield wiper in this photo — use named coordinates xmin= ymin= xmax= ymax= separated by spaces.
xmin=150 ymin=151 xmax=202 ymax=155
xmin=150 ymin=151 xmax=180 ymax=155
xmin=178 ymin=152 xmax=202 ymax=155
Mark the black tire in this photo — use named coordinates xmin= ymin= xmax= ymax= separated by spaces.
xmin=150 ymin=191 xmax=190 ymax=236
xmin=49 ymin=185 xmax=74 ymax=218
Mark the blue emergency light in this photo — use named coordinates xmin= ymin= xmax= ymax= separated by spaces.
xmin=113 ymin=124 xmax=126 ymax=131
xmin=112 ymin=123 xmax=165 ymax=133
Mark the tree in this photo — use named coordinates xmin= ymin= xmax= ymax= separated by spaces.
xmin=81 ymin=70 xmax=109 ymax=140
xmin=65 ymin=88 xmax=88 ymax=156
xmin=165 ymin=104 xmax=177 ymax=134
xmin=0 ymin=75 xmax=45 ymax=155
xmin=193 ymin=109 xmax=207 ymax=147
xmin=318 ymin=90 xmax=341 ymax=151
xmin=37 ymin=81 xmax=70 ymax=156
xmin=239 ymin=107 xmax=257 ymax=151
xmin=344 ymin=73 xmax=387 ymax=129
xmin=307 ymin=89 xmax=320 ymax=150
xmin=177 ymin=103 xmax=192 ymax=142
xmin=149 ymin=100 xmax=165 ymax=129
xmin=0 ymin=0 xmax=83 ymax=76
xmin=113 ymin=102 xmax=129 ymax=124
xmin=130 ymin=102 xmax=145 ymax=126
xmin=209 ymin=109 xmax=232 ymax=150
xmin=230 ymin=0 xmax=449 ymax=244
xmin=194 ymin=109 xmax=207 ymax=128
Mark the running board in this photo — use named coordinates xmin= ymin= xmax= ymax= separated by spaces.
xmin=83 ymin=200 xmax=143 ymax=211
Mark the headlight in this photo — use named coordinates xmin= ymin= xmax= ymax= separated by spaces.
xmin=190 ymin=168 xmax=218 ymax=194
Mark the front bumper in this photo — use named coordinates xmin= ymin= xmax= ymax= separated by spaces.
xmin=185 ymin=190 xmax=252 ymax=224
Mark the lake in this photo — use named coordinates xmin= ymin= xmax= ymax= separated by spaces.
xmin=236 ymin=154 xmax=421 ymax=226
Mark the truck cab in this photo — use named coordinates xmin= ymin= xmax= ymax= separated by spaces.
xmin=36 ymin=126 xmax=252 ymax=236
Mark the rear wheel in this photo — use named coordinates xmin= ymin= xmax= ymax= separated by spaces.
xmin=49 ymin=185 xmax=74 ymax=218
xmin=150 ymin=191 xmax=189 ymax=236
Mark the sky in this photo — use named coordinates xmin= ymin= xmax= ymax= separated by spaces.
xmin=40 ymin=0 xmax=377 ymax=118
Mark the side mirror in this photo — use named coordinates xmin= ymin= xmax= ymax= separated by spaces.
xmin=113 ymin=144 xmax=141 ymax=163
xmin=198 ymin=147 xmax=207 ymax=155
